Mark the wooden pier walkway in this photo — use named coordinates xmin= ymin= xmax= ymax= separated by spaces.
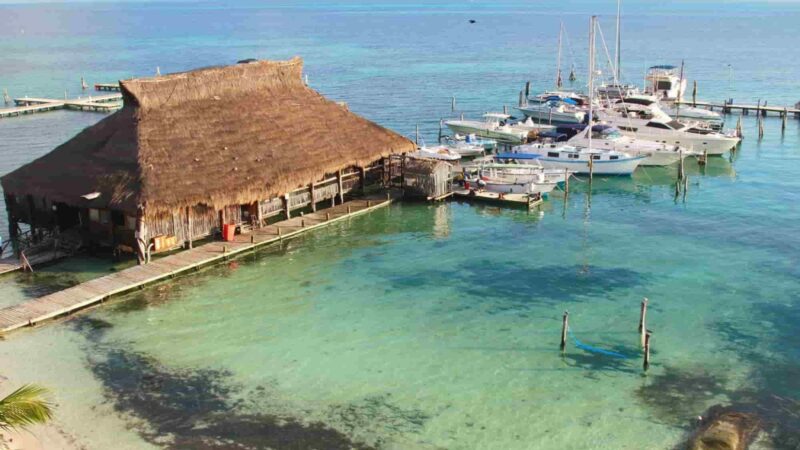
xmin=452 ymin=189 xmax=543 ymax=209
xmin=94 ymin=83 xmax=121 ymax=92
xmin=0 ymin=94 xmax=122 ymax=119
xmin=675 ymin=100 xmax=800 ymax=118
xmin=0 ymin=250 xmax=73 ymax=276
xmin=0 ymin=196 xmax=393 ymax=335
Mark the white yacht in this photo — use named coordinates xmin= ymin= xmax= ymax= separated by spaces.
xmin=451 ymin=134 xmax=498 ymax=151
xmin=499 ymin=145 xmax=645 ymax=176
xmin=566 ymin=124 xmax=691 ymax=166
xmin=615 ymin=95 xmax=722 ymax=124
xmin=445 ymin=114 xmax=532 ymax=145
xmin=465 ymin=164 xmax=561 ymax=195
xmin=644 ymin=65 xmax=687 ymax=101
xmin=596 ymin=105 xmax=740 ymax=155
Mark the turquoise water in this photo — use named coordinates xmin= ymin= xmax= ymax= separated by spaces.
xmin=1 ymin=1 xmax=800 ymax=449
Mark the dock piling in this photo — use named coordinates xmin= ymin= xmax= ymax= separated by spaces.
xmin=326 ymin=212 xmax=331 ymax=221
xmin=451 ymin=96 xmax=456 ymax=112
xmin=2 ymin=89 xmax=9 ymax=106
xmin=643 ymin=331 xmax=652 ymax=372
xmin=782 ymin=108 xmax=788 ymax=133
xmin=639 ymin=297 xmax=648 ymax=349
xmin=525 ymin=81 xmax=531 ymax=98
xmin=564 ymin=168 xmax=569 ymax=195
xmin=415 ymin=124 xmax=420 ymax=146
xmin=560 ymin=310 xmax=569 ymax=351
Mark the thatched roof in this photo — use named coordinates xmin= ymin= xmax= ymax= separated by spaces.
xmin=1 ymin=58 xmax=414 ymax=214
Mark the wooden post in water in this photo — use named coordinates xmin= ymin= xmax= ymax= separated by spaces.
xmin=451 ymin=96 xmax=456 ymax=112
xmin=326 ymin=212 xmax=331 ymax=221
xmin=519 ymin=91 xmax=525 ymax=108
xmin=643 ymin=331 xmax=652 ymax=372
xmin=250 ymin=235 xmax=255 ymax=243
xmin=415 ymin=124 xmax=420 ymax=146
xmin=525 ymin=81 xmax=531 ymax=98
xmin=503 ymin=105 xmax=508 ymax=115
xmin=638 ymin=297 xmax=648 ymax=347
xmin=782 ymin=108 xmax=788 ymax=133
xmin=438 ymin=120 xmax=443 ymax=144
xmin=564 ymin=168 xmax=569 ymax=195
xmin=347 ymin=205 xmax=352 ymax=214
xmin=678 ymin=150 xmax=685 ymax=178
xmin=762 ymin=101 xmax=768 ymax=117
xmin=692 ymin=80 xmax=697 ymax=107
xmin=736 ymin=114 xmax=743 ymax=139
xmin=758 ymin=115 xmax=765 ymax=140
xmin=461 ymin=112 xmax=464 ymax=121
xmin=588 ymin=157 xmax=594 ymax=182
xmin=560 ymin=311 xmax=569 ymax=352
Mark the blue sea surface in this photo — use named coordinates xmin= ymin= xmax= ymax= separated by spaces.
xmin=0 ymin=1 xmax=799 ymax=449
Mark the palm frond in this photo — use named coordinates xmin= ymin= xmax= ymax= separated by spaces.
xmin=0 ymin=384 xmax=54 ymax=431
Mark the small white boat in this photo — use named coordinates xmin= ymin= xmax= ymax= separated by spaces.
xmin=410 ymin=145 xmax=461 ymax=161
xmin=449 ymin=141 xmax=485 ymax=158
xmin=502 ymin=145 xmax=645 ymax=176
xmin=516 ymin=96 xmax=587 ymax=124
xmin=452 ymin=134 xmax=498 ymax=151
xmin=445 ymin=114 xmax=530 ymax=144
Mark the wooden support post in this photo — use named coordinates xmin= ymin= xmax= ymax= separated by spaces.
xmin=525 ymin=81 xmax=531 ymax=98
xmin=564 ymin=168 xmax=569 ymax=194
xmin=451 ymin=96 xmax=456 ymax=112
xmin=222 ymin=245 xmax=227 ymax=254
xmin=415 ymin=124 xmax=420 ymax=146
xmin=692 ymin=80 xmax=697 ymax=107
xmin=337 ymin=169 xmax=344 ymax=204
xmin=301 ymin=219 xmax=305 ymax=228
xmin=367 ymin=200 xmax=372 ymax=208
xmin=135 ymin=207 xmax=147 ymax=265
xmin=758 ymin=115 xmax=765 ymax=140
xmin=762 ymin=101 xmax=768 ymax=117
xmin=250 ymin=235 xmax=255 ymax=244
xmin=277 ymin=226 xmax=282 ymax=237
xmin=347 ymin=205 xmax=352 ymax=214
xmin=588 ymin=157 xmax=594 ymax=182
xmin=309 ymin=183 xmax=317 ymax=212
xmin=283 ymin=194 xmax=291 ymax=220
xmin=326 ymin=212 xmax=331 ymax=221
xmin=639 ymin=298 xmax=648 ymax=347
xmin=643 ymin=331 xmax=652 ymax=372
xmin=186 ymin=206 xmax=193 ymax=249
xmin=782 ymin=108 xmax=788 ymax=133
xmin=256 ymin=200 xmax=264 ymax=227
xmin=360 ymin=166 xmax=367 ymax=194
xmin=560 ymin=311 xmax=569 ymax=351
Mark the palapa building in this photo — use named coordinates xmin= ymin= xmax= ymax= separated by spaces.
xmin=1 ymin=58 xmax=414 ymax=263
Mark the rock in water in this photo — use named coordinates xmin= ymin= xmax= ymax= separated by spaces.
xmin=689 ymin=407 xmax=760 ymax=450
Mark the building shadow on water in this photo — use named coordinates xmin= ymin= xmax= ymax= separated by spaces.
xmin=70 ymin=317 xmax=442 ymax=450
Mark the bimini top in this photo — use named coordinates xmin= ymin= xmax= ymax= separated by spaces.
xmin=1 ymin=58 xmax=415 ymax=214
xmin=648 ymin=65 xmax=677 ymax=70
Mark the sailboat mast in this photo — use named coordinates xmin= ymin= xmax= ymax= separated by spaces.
xmin=615 ymin=0 xmax=622 ymax=81
xmin=588 ymin=16 xmax=596 ymax=151
xmin=556 ymin=22 xmax=563 ymax=88
xmin=676 ymin=59 xmax=685 ymax=118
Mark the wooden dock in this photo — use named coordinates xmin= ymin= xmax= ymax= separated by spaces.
xmin=94 ymin=83 xmax=121 ymax=92
xmin=0 ymin=196 xmax=393 ymax=335
xmin=0 ymin=250 xmax=73 ymax=276
xmin=0 ymin=94 xmax=122 ymax=119
xmin=452 ymin=189 xmax=543 ymax=209
xmin=675 ymin=100 xmax=800 ymax=118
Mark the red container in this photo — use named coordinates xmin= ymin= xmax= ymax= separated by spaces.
xmin=222 ymin=224 xmax=236 ymax=241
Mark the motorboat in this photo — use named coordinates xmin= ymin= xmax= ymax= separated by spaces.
xmin=448 ymin=141 xmax=485 ymax=158
xmin=445 ymin=113 xmax=532 ymax=144
xmin=464 ymin=164 xmax=560 ymax=195
xmin=409 ymin=145 xmax=461 ymax=161
xmin=516 ymin=95 xmax=587 ymax=124
xmin=596 ymin=105 xmax=740 ymax=155
xmin=644 ymin=65 xmax=687 ymax=101
xmin=613 ymin=94 xmax=722 ymax=125
xmin=450 ymin=134 xmax=498 ymax=151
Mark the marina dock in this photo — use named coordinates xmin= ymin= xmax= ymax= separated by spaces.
xmin=0 ymin=93 xmax=122 ymax=118
xmin=452 ymin=189 xmax=543 ymax=209
xmin=675 ymin=100 xmax=800 ymax=118
xmin=94 ymin=83 xmax=121 ymax=92
xmin=0 ymin=196 xmax=393 ymax=334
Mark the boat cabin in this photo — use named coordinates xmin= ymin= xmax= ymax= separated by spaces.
xmin=644 ymin=65 xmax=687 ymax=100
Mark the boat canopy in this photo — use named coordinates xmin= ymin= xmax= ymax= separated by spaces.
xmin=648 ymin=65 xmax=677 ymax=70
xmin=544 ymin=95 xmax=579 ymax=105
xmin=539 ymin=130 xmax=569 ymax=141
xmin=495 ymin=152 xmax=541 ymax=160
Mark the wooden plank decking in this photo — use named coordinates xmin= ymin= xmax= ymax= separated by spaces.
xmin=0 ymin=197 xmax=393 ymax=334
xmin=0 ymin=250 xmax=72 ymax=276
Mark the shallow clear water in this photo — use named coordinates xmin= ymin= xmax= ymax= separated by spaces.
xmin=1 ymin=1 xmax=799 ymax=449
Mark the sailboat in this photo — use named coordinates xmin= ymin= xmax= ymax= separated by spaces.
xmin=516 ymin=23 xmax=589 ymax=125
xmin=509 ymin=16 xmax=645 ymax=176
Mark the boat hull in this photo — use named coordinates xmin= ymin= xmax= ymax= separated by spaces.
xmin=519 ymin=156 xmax=645 ymax=175
xmin=445 ymin=121 xmax=528 ymax=144
xmin=514 ymin=107 xmax=585 ymax=124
